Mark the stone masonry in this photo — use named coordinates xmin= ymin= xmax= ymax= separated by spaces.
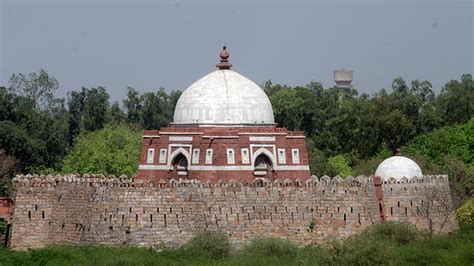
xmin=8 ymin=174 xmax=457 ymax=250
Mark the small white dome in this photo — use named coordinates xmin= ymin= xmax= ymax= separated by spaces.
xmin=173 ymin=69 xmax=275 ymax=125
xmin=375 ymin=156 xmax=422 ymax=181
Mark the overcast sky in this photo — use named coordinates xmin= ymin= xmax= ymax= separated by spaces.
xmin=1 ymin=0 xmax=472 ymax=103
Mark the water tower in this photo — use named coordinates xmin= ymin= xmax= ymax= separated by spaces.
xmin=334 ymin=69 xmax=353 ymax=88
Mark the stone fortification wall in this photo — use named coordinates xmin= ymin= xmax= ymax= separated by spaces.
xmin=382 ymin=175 xmax=458 ymax=234
xmin=9 ymin=174 xmax=457 ymax=250
xmin=10 ymin=175 xmax=379 ymax=250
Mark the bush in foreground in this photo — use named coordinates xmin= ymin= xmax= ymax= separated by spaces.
xmin=1 ymin=223 xmax=473 ymax=265
xmin=394 ymin=225 xmax=474 ymax=265
xmin=456 ymin=197 xmax=474 ymax=225
xmin=366 ymin=221 xmax=422 ymax=245
xmin=182 ymin=230 xmax=231 ymax=260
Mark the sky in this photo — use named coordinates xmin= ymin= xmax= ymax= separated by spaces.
xmin=1 ymin=0 xmax=473 ymax=103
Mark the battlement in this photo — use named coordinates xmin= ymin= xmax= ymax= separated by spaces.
xmin=12 ymin=174 xmax=449 ymax=189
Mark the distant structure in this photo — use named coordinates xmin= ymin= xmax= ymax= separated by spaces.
xmin=334 ymin=69 xmax=353 ymax=88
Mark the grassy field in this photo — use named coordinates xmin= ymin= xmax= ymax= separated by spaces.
xmin=1 ymin=223 xmax=473 ymax=266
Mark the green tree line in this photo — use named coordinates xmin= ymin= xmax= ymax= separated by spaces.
xmin=0 ymin=69 xmax=472 ymax=200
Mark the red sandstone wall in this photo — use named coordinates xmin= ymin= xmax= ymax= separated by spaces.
xmin=0 ymin=197 xmax=12 ymax=220
xmin=137 ymin=127 xmax=310 ymax=181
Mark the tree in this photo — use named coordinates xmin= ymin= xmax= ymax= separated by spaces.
xmin=327 ymin=155 xmax=355 ymax=177
xmin=0 ymin=80 xmax=69 ymax=172
xmin=270 ymin=86 xmax=318 ymax=133
xmin=306 ymin=138 xmax=329 ymax=176
xmin=0 ymin=149 xmax=18 ymax=196
xmin=82 ymin=87 xmax=110 ymax=132
xmin=262 ymin=80 xmax=285 ymax=97
xmin=62 ymin=124 xmax=142 ymax=176
xmin=109 ymin=101 xmax=126 ymax=125
xmin=142 ymin=88 xmax=173 ymax=130
xmin=8 ymin=69 xmax=58 ymax=108
xmin=123 ymin=87 xmax=143 ymax=126
xmin=436 ymin=74 xmax=474 ymax=125
xmin=67 ymin=88 xmax=87 ymax=143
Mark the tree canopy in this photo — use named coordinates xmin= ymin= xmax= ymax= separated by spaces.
xmin=0 ymin=69 xmax=472 ymax=203
xmin=62 ymin=124 xmax=142 ymax=176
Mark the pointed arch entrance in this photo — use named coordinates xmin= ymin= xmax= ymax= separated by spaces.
xmin=170 ymin=153 xmax=188 ymax=178
xmin=253 ymin=154 xmax=274 ymax=179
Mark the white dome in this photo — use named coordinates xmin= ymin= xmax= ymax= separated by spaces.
xmin=173 ymin=69 xmax=275 ymax=125
xmin=375 ymin=156 xmax=422 ymax=181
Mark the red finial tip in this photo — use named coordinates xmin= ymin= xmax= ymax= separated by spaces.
xmin=216 ymin=46 xmax=232 ymax=70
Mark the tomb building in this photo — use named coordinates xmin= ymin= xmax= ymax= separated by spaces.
xmin=136 ymin=47 xmax=310 ymax=182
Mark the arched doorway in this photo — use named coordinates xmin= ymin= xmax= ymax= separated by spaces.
xmin=253 ymin=154 xmax=273 ymax=178
xmin=170 ymin=153 xmax=189 ymax=179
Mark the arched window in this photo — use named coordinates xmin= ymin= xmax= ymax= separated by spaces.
xmin=172 ymin=154 xmax=188 ymax=178
xmin=254 ymin=154 xmax=272 ymax=177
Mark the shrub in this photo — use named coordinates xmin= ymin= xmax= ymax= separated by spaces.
xmin=240 ymin=237 xmax=298 ymax=259
xmin=456 ymin=197 xmax=474 ymax=225
xmin=394 ymin=225 xmax=474 ymax=265
xmin=367 ymin=221 xmax=421 ymax=245
xmin=184 ymin=230 xmax=231 ymax=260
xmin=322 ymin=233 xmax=394 ymax=265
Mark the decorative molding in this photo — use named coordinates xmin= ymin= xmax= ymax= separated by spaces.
xmin=202 ymin=136 xmax=239 ymax=139
xmin=251 ymin=147 xmax=277 ymax=168
xmin=238 ymin=132 xmax=286 ymax=136
xmin=249 ymin=136 xmax=276 ymax=142
xmin=167 ymin=147 xmax=191 ymax=170
xmin=169 ymin=136 xmax=193 ymax=141
xmin=285 ymin=136 xmax=306 ymax=139
xmin=158 ymin=132 xmax=203 ymax=135
xmin=137 ymin=164 xmax=310 ymax=171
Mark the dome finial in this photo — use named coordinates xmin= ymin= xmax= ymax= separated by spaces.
xmin=394 ymin=148 xmax=401 ymax=156
xmin=216 ymin=46 xmax=232 ymax=70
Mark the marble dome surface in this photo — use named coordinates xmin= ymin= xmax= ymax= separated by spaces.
xmin=172 ymin=69 xmax=275 ymax=125
xmin=375 ymin=155 xmax=423 ymax=181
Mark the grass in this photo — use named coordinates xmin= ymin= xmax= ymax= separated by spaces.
xmin=1 ymin=224 xmax=473 ymax=266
